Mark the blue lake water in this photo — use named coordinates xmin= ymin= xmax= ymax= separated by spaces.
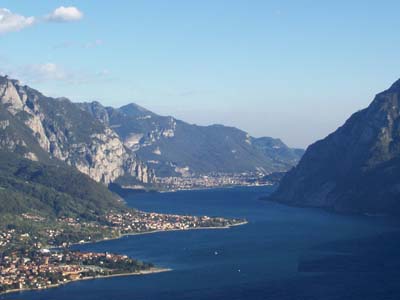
xmin=3 ymin=186 xmax=400 ymax=300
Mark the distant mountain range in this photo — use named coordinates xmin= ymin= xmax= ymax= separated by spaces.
xmin=269 ymin=79 xmax=400 ymax=215
xmin=79 ymin=101 xmax=304 ymax=178
xmin=5 ymin=73 xmax=400 ymax=216
xmin=0 ymin=73 xmax=304 ymax=228
xmin=0 ymin=75 xmax=303 ymax=190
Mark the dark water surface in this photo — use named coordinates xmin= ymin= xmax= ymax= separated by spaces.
xmin=3 ymin=186 xmax=400 ymax=300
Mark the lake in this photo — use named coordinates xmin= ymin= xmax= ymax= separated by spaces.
xmin=3 ymin=186 xmax=400 ymax=300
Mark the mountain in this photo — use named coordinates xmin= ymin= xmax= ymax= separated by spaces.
xmin=269 ymin=79 xmax=400 ymax=215
xmin=252 ymin=137 xmax=305 ymax=167
xmin=0 ymin=74 xmax=302 ymax=186
xmin=0 ymin=150 xmax=123 ymax=221
xmin=80 ymin=101 xmax=303 ymax=177
xmin=0 ymin=76 xmax=154 ymax=186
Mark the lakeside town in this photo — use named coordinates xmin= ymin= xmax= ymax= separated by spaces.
xmin=0 ymin=210 xmax=246 ymax=294
xmin=0 ymin=248 xmax=159 ymax=294
xmin=156 ymin=172 xmax=273 ymax=191
xmin=106 ymin=211 xmax=246 ymax=234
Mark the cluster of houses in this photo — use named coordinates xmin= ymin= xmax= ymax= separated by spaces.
xmin=0 ymin=250 xmax=132 ymax=292
xmin=0 ymin=230 xmax=13 ymax=248
xmin=106 ymin=211 xmax=235 ymax=234
xmin=156 ymin=171 xmax=269 ymax=191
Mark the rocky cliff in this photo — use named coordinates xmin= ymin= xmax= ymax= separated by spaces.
xmin=79 ymin=101 xmax=304 ymax=177
xmin=269 ymin=79 xmax=400 ymax=215
xmin=0 ymin=76 xmax=154 ymax=185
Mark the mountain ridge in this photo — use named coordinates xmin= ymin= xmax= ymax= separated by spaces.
xmin=0 ymin=75 xmax=154 ymax=186
xmin=0 ymin=74 xmax=304 ymax=188
xmin=269 ymin=78 xmax=400 ymax=215
xmin=79 ymin=100 xmax=304 ymax=177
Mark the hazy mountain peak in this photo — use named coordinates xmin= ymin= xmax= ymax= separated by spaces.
xmin=119 ymin=103 xmax=154 ymax=117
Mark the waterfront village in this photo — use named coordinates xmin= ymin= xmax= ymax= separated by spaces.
xmin=0 ymin=211 xmax=246 ymax=294
xmin=0 ymin=248 xmax=154 ymax=293
xmin=156 ymin=171 xmax=272 ymax=191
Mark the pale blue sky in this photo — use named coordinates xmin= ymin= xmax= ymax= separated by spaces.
xmin=1 ymin=1 xmax=400 ymax=148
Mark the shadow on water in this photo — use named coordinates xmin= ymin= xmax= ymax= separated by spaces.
xmin=262 ymin=231 xmax=400 ymax=300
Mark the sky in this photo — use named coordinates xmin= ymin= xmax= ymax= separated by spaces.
xmin=1 ymin=1 xmax=400 ymax=148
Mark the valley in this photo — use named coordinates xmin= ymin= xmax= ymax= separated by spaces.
xmin=1 ymin=2 xmax=399 ymax=299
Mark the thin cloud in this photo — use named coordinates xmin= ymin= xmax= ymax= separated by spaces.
xmin=53 ymin=40 xmax=104 ymax=50
xmin=84 ymin=39 xmax=103 ymax=49
xmin=97 ymin=69 xmax=110 ymax=77
xmin=0 ymin=8 xmax=35 ymax=34
xmin=53 ymin=41 xmax=74 ymax=49
xmin=46 ymin=6 xmax=83 ymax=22
xmin=23 ymin=63 xmax=69 ymax=82
xmin=3 ymin=62 xmax=113 ymax=85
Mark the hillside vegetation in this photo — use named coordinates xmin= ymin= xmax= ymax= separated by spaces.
xmin=0 ymin=151 xmax=123 ymax=221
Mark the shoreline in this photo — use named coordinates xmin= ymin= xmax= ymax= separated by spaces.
xmin=157 ymin=184 xmax=273 ymax=193
xmin=92 ymin=220 xmax=249 ymax=244
xmin=1 ymin=221 xmax=248 ymax=297
xmin=63 ymin=217 xmax=248 ymax=249
xmin=117 ymin=183 xmax=273 ymax=194
xmin=0 ymin=267 xmax=171 ymax=296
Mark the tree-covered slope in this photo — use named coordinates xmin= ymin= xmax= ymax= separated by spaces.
xmin=0 ymin=151 xmax=123 ymax=221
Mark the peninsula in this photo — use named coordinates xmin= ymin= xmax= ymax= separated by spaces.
xmin=0 ymin=209 xmax=246 ymax=294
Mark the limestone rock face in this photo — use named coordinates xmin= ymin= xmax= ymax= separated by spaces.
xmin=71 ymin=128 xmax=127 ymax=183
xmin=0 ymin=76 xmax=155 ymax=185
xmin=0 ymin=79 xmax=25 ymax=114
